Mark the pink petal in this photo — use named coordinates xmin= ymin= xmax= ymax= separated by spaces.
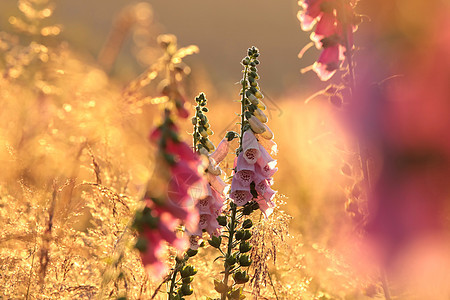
xmin=313 ymin=45 xmax=340 ymax=81
xmin=256 ymin=135 xmax=278 ymax=155
xmin=230 ymin=174 xmax=251 ymax=192
xmin=255 ymin=197 xmax=275 ymax=218
xmin=207 ymin=173 xmax=228 ymax=195
xmin=311 ymin=12 xmax=337 ymax=48
xmin=242 ymin=130 xmax=261 ymax=164
xmin=166 ymin=139 xmax=198 ymax=164
xmin=236 ymin=151 xmax=256 ymax=172
xmin=230 ymin=190 xmax=253 ymax=206
xmin=257 ymin=145 xmax=277 ymax=169
xmin=210 ymin=138 xmax=230 ymax=163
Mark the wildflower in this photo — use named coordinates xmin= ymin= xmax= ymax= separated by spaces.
xmin=298 ymin=0 xmax=359 ymax=80
xmin=242 ymin=130 xmax=261 ymax=164
xmin=134 ymin=111 xmax=205 ymax=279
xmin=187 ymin=94 xmax=232 ymax=242
xmin=230 ymin=130 xmax=277 ymax=214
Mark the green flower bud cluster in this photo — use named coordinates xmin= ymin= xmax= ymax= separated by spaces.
xmin=169 ymin=254 xmax=199 ymax=300
xmin=217 ymin=210 xmax=254 ymax=293
xmin=192 ymin=92 xmax=215 ymax=152
xmin=239 ymin=47 xmax=274 ymax=150
xmin=174 ymin=265 xmax=197 ymax=298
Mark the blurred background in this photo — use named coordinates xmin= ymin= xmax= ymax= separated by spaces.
xmin=1 ymin=0 xmax=320 ymax=98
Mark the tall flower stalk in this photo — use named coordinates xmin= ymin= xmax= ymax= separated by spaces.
xmin=297 ymin=1 xmax=392 ymax=299
xmin=212 ymin=46 xmax=278 ymax=300
xmin=131 ymin=36 xmax=205 ymax=282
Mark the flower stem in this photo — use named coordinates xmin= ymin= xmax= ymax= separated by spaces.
xmin=168 ymin=260 xmax=180 ymax=299
xmin=239 ymin=65 xmax=249 ymax=153
xmin=221 ymin=204 xmax=238 ymax=300
xmin=168 ymin=257 xmax=185 ymax=300
xmin=342 ymin=19 xmax=391 ymax=300
xmin=221 ymin=62 xmax=249 ymax=300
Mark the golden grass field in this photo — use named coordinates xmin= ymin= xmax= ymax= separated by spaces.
xmin=0 ymin=1 xmax=398 ymax=299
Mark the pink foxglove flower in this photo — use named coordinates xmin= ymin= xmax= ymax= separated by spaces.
xmin=298 ymin=0 xmax=359 ymax=80
xmin=210 ymin=137 xmax=231 ymax=164
xmin=230 ymin=129 xmax=278 ymax=215
xmin=187 ymin=134 xmax=231 ymax=245
xmin=242 ymin=130 xmax=261 ymax=164
xmin=135 ymin=116 xmax=206 ymax=279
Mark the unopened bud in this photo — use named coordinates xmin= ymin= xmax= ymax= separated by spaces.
xmin=233 ymin=271 xmax=249 ymax=284
xmin=208 ymin=235 xmax=222 ymax=248
xmin=235 ymin=230 xmax=244 ymax=240
xmin=217 ymin=215 xmax=227 ymax=226
xmin=239 ymin=254 xmax=252 ymax=267
xmin=242 ymin=219 xmax=253 ymax=229
xmin=180 ymin=284 xmax=193 ymax=296
xmin=239 ymin=241 xmax=252 ymax=253
xmin=253 ymin=108 xmax=268 ymax=123
xmin=186 ymin=249 xmax=198 ymax=257
xmin=248 ymin=116 xmax=266 ymax=134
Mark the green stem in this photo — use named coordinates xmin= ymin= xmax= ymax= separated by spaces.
xmin=168 ymin=260 xmax=181 ymax=299
xmin=221 ymin=204 xmax=237 ymax=300
xmin=239 ymin=65 xmax=249 ymax=152
xmin=193 ymin=122 xmax=198 ymax=152
xmin=220 ymin=63 xmax=249 ymax=300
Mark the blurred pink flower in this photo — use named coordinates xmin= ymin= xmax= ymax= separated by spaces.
xmin=136 ymin=117 xmax=206 ymax=278
xmin=298 ymin=0 xmax=358 ymax=80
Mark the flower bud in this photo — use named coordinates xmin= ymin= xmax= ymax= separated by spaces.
xmin=226 ymin=131 xmax=238 ymax=141
xmin=225 ymin=254 xmax=237 ymax=266
xmin=191 ymin=117 xmax=197 ymax=125
xmin=239 ymin=241 xmax=252 ymax=253
xmin=242 ymin=219 xmax=253 ymax=229
xmin=217 ymin=215 xmax=227 ymax=226
xmin=180 ymin=284 xmax=193 ymax=296
xmin=242 ymin=205 xmax=253 ymax=215
xmin=254 ymin=91 xmax=263 ymax=99
xmin=186 ymin=249 xmax=198 ymax=257
xmin=248 ymin=116 xmax=266 ymax=134
xmin=257 ymin=100 xmax=266 ymax=110
xmin=214 ymin=279 xmax=228 ymax=293
xmin=253 ymin=108 xmax=268 ymax=123
xmin=233 ymin=270 xmax=249 ymax=284
xmin=199 ymin=127 xmax=208 ymax=137
xmin=180 ymin=265 xmax=197 ymax=278
xmin=260 ymin=123 xmax=274 ymax=140
xmin=239 ymin=254 xmax=252 ymax=267
xmin=235 ymin=230 xmax=244 ymax=240
xmin=242 ymin=230 xmax=252 ymax=241
xmin=203 ymin=138 xmax=215 ymax=152
xmin=208 ymin=235 xmax=222 ymax=248
xmin=172 ymin=294 xmax=182 ymax=300
xmin=182 ymin=276 xmax=194 ymax=284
